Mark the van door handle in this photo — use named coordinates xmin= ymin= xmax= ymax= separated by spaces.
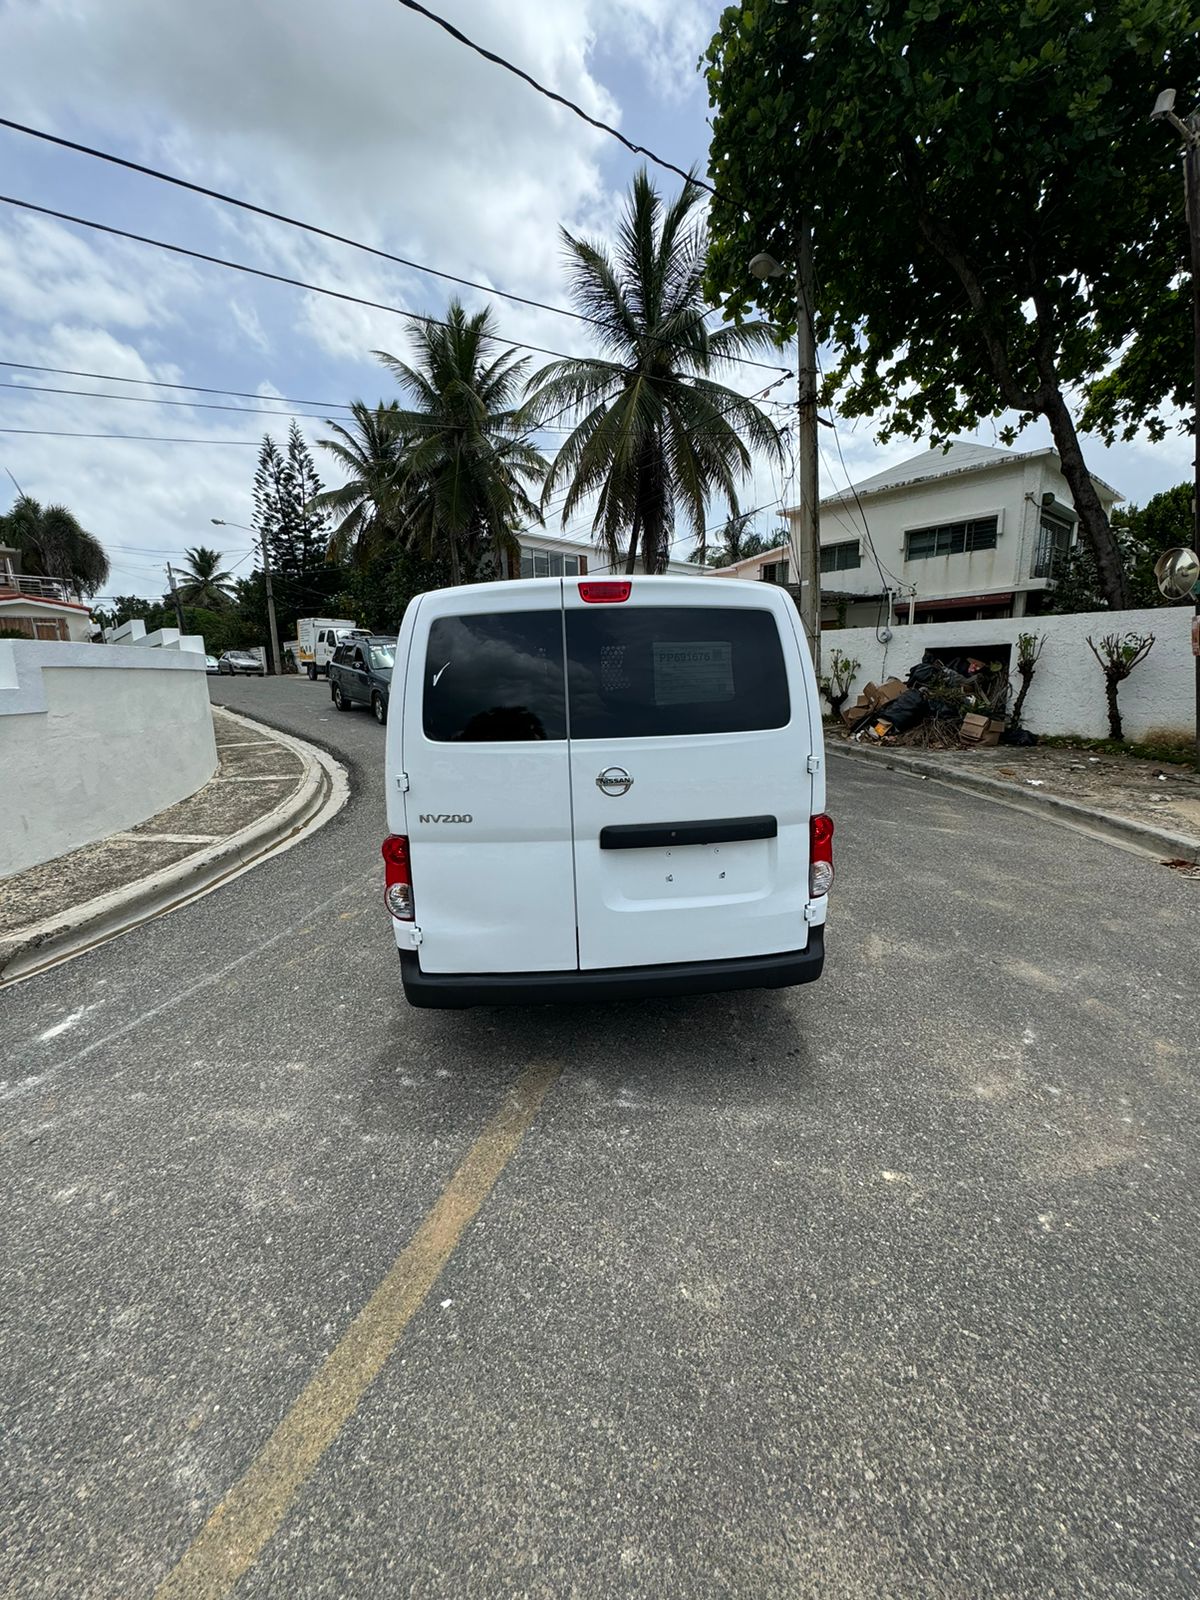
xmin=599 ymin=816 xmax=777 ymax=850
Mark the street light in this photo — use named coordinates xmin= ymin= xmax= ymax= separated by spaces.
xmin=750 ymin=235 xmax=821 ymax=676
xmin=211 ymin=516 xmax=281 ymax=677
xmin=1149 ymin=89 xmax=1200 ymax=769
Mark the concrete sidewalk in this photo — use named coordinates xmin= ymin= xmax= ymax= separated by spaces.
xmin=830 ymin=737 xmax=1200 ymax=865
xmin=0 ymin=707 xmax=346 ymax=984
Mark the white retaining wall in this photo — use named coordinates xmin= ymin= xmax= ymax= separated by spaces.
xmin=0 ymin=641 xmax=217 ymax=877
xmin=826 ymin=606 xmax=1194 ymax=740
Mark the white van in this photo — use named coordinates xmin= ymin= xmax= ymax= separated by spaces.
xmin=382 ymin=576 xmax=831 ymax=1007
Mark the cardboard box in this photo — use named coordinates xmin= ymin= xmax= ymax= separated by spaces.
xmin=961 ymin=714 xmax=1005 ymax=744
xmin=874 ymin=677 xmax=907 ymax=705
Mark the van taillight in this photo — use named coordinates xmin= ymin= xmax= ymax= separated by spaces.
xmin=809 ymin=813 xmax=834 ymax=897
xmin=382 ymin=834 xmax=414 ymax=920
xmin=579 ymin=581 xmax=631 ymax=603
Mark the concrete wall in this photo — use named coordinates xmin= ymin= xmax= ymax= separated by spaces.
xmin=825 ymin=606 xmax=1192 ymax=741
xmin=0 ymin=641 xmax=217 ymax=877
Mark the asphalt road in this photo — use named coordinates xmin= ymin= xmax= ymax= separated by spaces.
xmin=4 ymin=673 xmax=1199 ymax=1600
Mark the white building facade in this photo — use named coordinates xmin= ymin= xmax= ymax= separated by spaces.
xmin=513 ymin=528 xmax=704 ymax=580
xmin=715 ymin=442 xmax=1120 ymax=628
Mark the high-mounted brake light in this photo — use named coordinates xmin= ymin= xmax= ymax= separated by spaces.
xmin=382 ymin=834 xmax=414 ymax=920
xmin=579 ymin=581 xmax=631 ymax=603
xmin=809 ymin=813 xmax=834 ymax=897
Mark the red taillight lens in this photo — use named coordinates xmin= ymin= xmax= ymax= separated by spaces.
xmin=809 ymin=812 xmax=834 ymax=897
xmin=579 ymin=581 xmax=631 ymax=603
xmin=382 ymin=834 xmax=414 ymax=920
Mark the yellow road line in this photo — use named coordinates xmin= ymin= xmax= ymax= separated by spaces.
xmin=154 ymin=1057 xmax=562 ymax=1600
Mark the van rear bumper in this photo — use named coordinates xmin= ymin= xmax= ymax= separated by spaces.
xmin=398 ymin=930 xmax=824 ymax=1009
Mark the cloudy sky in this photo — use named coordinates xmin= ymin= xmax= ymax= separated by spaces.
xmin=0 ymin=0 xmax=1189 ymax=601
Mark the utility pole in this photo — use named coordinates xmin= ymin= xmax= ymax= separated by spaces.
xmin=1151 ymin=90 xmax=1200 ymax=768
xmin=211 ymin=516 xmax=281 ymax=676
xmin=1185 ymin=111 xmax=1200 ymax=769
xmin=795 ymin=217 xmax=821 ymax=679
xmin=750 ymin=237 xmax=822 ymax=678
xmin=165 ymin=561 xmax=185 ymax=633
xmin=260 ymin=535 xmax=281 ymax=677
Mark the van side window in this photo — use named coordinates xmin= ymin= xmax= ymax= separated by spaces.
xmin=423 ymin=612 xmax=567 ymax=742
xmin=565 ymin=607 xmax=790 ymax=737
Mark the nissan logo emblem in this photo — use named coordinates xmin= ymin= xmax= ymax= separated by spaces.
xmin=596 ymin=766 xmax=634 ymax=797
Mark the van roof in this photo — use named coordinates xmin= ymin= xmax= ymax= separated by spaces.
xmin=417 ymin=574 xmax=778 ymax=604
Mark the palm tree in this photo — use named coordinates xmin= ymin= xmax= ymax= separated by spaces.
xmin=175 ymin=545 xmax=236 ymax=608
xmin=374 ymin=300 xmax=548 ymax=584
xmin=2 ymin=494 xmax=109 ymax=596
xmin=312 ymin=401 xmax=407 ymax=565
xmin=694 ymin=512 xmax=775 ymax=568
xmin=522 ymin=169 xmax=783 ymax=575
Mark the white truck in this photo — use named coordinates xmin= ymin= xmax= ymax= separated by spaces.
xmin=296 ymin=617 xmax=359 ymax=679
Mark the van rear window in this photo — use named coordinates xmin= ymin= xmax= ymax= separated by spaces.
xmin=565 ymin=607 xmax=790 ymax=737
xmin=423 ymin=612 xmax=566 ymax=742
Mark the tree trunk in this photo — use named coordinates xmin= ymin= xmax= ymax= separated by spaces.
xmin=1011 ymin=665 xmax=1035 ymax=727
xmin=1105 ymin=674 xmax=1123 ymax=741
xmin=448 ymin=532 xmax=461 ymax=587
xmin=1038 ymin=387 xmax=1130 ymax=610
xmin=624 ymin=507 xmax=641 ymax=575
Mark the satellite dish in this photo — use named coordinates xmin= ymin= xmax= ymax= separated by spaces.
xmin=1154 ymin=546 xmax=1200 ymax=600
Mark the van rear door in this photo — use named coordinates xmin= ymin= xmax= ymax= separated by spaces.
xmin=401 ymin=584 xmax=577 ymax=975
xmin=564 ymin=580 xmax=814 ymax=970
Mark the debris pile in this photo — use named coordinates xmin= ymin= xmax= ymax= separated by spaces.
xmin=841 ymin=653 xmax=1033 ymax=749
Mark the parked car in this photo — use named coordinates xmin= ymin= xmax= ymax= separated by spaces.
xmin=381 ymin=577 xmax=831 ymax=1008
xmin=329 ymin=635 xmax=396 ymax=723
xmin=217 ymin=650 xmax=264 ymax=676
xmin=205 ymin=654 xmax=220 ymax=675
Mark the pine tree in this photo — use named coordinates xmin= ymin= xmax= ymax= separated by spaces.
xmin=252 ymin=434 xmax=295 ymax=576
xmin=284 ymin=421 xmax=329 ymax=579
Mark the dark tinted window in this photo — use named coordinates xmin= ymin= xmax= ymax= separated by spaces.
xmin=423 ymin=611 xmax=566 ymax=742
xmin=566 ymin=607 xmax=790 ymax=738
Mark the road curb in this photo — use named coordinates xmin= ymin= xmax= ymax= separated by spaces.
xmin=0 ymin=708 xmax=350 ymax=988
xmin=828 ymin=740 xmax=1200 ymax=864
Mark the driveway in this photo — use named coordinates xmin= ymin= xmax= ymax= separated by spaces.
xmin=3 ymin=673 xmax=1198 ymax=1599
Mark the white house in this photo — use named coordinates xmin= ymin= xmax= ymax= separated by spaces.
xmin=0 ymin=543 xmax=97 ymax=642
xmin=513 ymin=527 xmax=704 ymax=579
xmin=714 ymin=442 xmax=1121 ymax=627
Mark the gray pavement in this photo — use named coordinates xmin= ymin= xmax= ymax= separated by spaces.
xmin=3 ymin=672 xmax=1199 ymax=1599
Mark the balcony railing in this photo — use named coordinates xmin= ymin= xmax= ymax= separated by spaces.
xmin=0 ymin=572 xmax=74 ymax=602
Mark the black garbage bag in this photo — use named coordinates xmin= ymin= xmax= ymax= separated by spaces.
xmin=876 ymin=687 xmax=928 ymax=734
xmin=999 ymin=727 xmax=1038 ymax=747
xmin=907 ymin=660 xmax=939 ymax=689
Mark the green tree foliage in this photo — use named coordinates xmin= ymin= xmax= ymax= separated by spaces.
xmin=176 ymin=545 xmax=236 ymax=609
xmin=334 ymin=544 xmax=457 ymax=637
xmin=696 ymin=512 xmax=775 ymax=567
xmin=312 ymin=401 xmax=406 ymax=564
xmin=1048 ymin=482 xmax=1193 ymax=611
xmin=249 ymin=424 xmax=338 ymax=640
xmin=252 ymin=424 xmax=331 ymax=581
xmin=523 ymin=169 xmax=782 ymax=575
xmin=376 ymin=300 xmax=547 ymax=584
xmin=92 ymin=596 xmax=252 ymax=653
xmin=703 ymin=1 xmax=1200 ymax=609
xmin=1 ymin=494 xmax=110 ymax=596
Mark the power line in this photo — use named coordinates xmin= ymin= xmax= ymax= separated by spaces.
xmin=390 ymin=0 xmax=717 ymax=197
xmin=0 ymin=380 xmax=341 ymax=422
xmin=0 ymin=359 xmax=354 ymax=411
xmin=0 ymin=120 xmax=782 ymax=373
xmin=0 ymin=426 xmax=259 ymax=445
xmin=0 ymin=193 xmax=788 ymax=378
xmin=0 ymin=194 xmax=581 ymax=369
